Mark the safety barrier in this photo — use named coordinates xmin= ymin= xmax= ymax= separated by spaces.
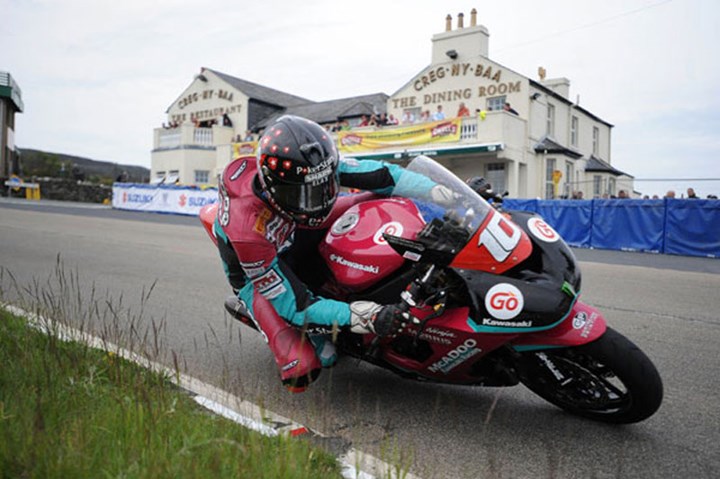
xmin=503 ymin=198 xmax=720 ymax=258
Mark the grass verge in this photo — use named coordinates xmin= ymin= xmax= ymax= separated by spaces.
xmin=0 ymin=308 xmax=342 ymax=478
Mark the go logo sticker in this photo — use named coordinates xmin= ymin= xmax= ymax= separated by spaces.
xmin=373 ymin=221 xmax=403 ymax=245
xmin=485 ymin=283 xmax=524 ymax=320
xmin=527 ymin=217 xmax=559 ymax=243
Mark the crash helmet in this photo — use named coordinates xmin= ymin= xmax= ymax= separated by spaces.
xmin=257 ymin=115 xmax=340 ymax=227
xmin=466 ymin=176 xmax=493 ymax=199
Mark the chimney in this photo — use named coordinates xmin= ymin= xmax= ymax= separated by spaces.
xmin=433 ymin=10 xmax=490 ymax=63
xmin=541 ymin=77 xmax=571 ymax=99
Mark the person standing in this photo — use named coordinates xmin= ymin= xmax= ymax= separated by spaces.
xmin=432 ymin=105 xmax=446 ymax=121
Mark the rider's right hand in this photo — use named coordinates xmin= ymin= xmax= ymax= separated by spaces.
xmin=349 ymin=301 xmax=407 ymax=337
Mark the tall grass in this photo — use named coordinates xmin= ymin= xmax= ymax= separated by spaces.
xmin=0 ymin=259 xmax=342 ymax=478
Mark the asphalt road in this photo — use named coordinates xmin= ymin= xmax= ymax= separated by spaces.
xmin=2 ymin=198 xmax=719 ymax=478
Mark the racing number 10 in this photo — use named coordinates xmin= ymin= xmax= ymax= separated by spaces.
xmin=478 ymin=213 xmax=521 ymax=262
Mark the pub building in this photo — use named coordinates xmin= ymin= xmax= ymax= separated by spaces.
xmin=152 ymin=10 xmax=633 ymax=199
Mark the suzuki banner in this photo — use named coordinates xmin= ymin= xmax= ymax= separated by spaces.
xmin=112 ymin=183 xmax=218 ymax=216
xmin=337 ymin=119 xmax=462 ymax=153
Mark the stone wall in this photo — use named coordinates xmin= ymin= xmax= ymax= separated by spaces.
xmin=5 ymin=178 xmax=112 ymax=203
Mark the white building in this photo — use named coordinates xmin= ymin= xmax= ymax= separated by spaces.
xmin=151 ymin=10 xmax=633 ymax=199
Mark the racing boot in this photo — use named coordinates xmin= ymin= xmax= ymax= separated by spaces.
xmin=251 ymin=290 xmax=322 ymax=392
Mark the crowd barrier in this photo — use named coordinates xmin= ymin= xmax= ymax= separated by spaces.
xmin=503 ymin=198 xmax=720 ymax=258
xmin=112 ymin=183 xmax=218 ymax=216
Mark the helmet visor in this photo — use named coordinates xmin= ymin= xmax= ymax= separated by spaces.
xmin=272 ymin=175 xmax=339 ymax=217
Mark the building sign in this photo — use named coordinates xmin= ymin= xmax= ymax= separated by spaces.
xmin=170 ymin=86 xmax=243 ymax=125
xmin=391 ymin=62 xmax=523 ymax=109
xmin=337 ymin=118 xmax=462 ymax=153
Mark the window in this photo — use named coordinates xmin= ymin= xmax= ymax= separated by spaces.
xmin=195 ymin=170 xmax=210 ymax=184
xmin=151 ymin=170 xmax=166 ymax=184
xmin=545 ymin=157 xmax=556 ymax=199
xmin=546 ymin=104 xmax=555 ymax=137
xmin=486 ymin=96 xmax=506 ymax=111
xmin=571 ymin=116 xmax=578 ymax=147
xmin=593 ymin=175 xmax=602 ymax=197
xmin=165 ymin=169 xmax=180 ymax=185
xmin=608 ymin=177 xmax=616 ymax=197
xmin=485 ymin=163 xmax=506 ymax=196
xmin=592 ymin=126 xmax=600 ymax=155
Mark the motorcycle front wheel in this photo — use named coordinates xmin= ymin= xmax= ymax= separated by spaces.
xmin=518 ymin=327 xmax=663 ymax=424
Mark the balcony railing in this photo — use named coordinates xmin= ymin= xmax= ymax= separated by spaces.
xmin=153 ymin=124 xmax=234 ymax=150
xmin=153 ymin=111 xmax=527 ymax=155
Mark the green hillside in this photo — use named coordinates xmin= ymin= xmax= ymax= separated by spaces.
xmin=18 ymin=148 xmax=150 ymax=184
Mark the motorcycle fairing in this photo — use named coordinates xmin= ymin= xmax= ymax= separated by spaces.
xmin=454 ymin=209 xmax=583 ymax=332
xmin=381 ymin=305 xmax=521 ymax=383
xmin=509 ymin=301 xmax=607 ymax=350
xmin=451 ymin=208 xmax=533 ymax=274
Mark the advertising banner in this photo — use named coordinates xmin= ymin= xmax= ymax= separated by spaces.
xmin=337 ymin=119 xmax=462 ymax=153
xmin=233 ymin=141 xmax=258 ymax=158
xmin=112 ymin=183 xmax=218 ymax=216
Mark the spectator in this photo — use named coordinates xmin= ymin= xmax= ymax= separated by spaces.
xmin=368 ymin=114 xmax=378 ymax=127
xmin=401 ymin=110 xmax=415 ymax=124
xmin=431 ymin=105 xmax=446 ymax=121
xmin=617 ymin=189 xmax=629 ymax=199
xmin=652 ymin=194 xmax=659 ymax=199
xmin=358 ymin=115 xmax=370 ymax=127
xmin=503 ymin=103 xmax=519 ymax=115
xmin=222 ymin=113 xmax=233 ymax=127
xmin=665 ymin=190 xmax=676 ymax=198
xmin=243 ymin=130 xmax=254 ymax=141
xmin=376 ymin=113 xmax=389 ymax=127
xmin=420 ymin=110 xmax=431 ymax=122
xmin=687 ymin=187 xmax=698 ymax=199
xmin=457 ymin=102 xmax=471 ymax=117
xmin=387 ymin=114 xmax=399 ymax=126
xmin=708 ymin=194 xmax=718 ymax=199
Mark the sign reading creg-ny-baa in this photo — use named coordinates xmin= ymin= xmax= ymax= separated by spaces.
xmin=391 ymin=62 xmax=522 ymax=109
xmin=170 ymin=88 xmax=243 ymax=125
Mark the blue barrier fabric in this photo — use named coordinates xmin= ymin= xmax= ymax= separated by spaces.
xmin=503 ymin=198 xmax=720 ymax=258
xmin=591 ymin=200 xmax=665 ymax=253
xmin=537 ymin=200 xmax=593 ymax=248
xmin=665 ymin=199 xmax=720 ymax=257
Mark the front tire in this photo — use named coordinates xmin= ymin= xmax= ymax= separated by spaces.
xmin=518 ymin=327 xmax=663 ymax=424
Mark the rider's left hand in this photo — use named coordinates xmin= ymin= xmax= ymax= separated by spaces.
xmin=430 ymin=184 xmax=456 ymax=206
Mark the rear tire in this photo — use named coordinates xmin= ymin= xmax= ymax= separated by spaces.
xmin=518 ymin=327 xmax=663 ymax=424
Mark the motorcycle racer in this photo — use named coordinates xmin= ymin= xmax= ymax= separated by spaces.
xmin=213 ymin=115 xmax=452 ymax=390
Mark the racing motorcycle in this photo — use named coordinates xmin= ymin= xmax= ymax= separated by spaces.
xmin=200 ymin=155 xmax=663 ymax=424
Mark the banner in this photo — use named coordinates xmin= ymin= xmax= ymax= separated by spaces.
xmin=112 ymin=183 xmax=218 ymax=216
xmin=232 ymin=141 xmax=258 ymax=158
xmin=337 ymin=119 xmax=462 ymax=153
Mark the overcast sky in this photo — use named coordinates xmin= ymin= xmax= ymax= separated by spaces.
xmin=3 ymin=0 xmax=719 ymax=197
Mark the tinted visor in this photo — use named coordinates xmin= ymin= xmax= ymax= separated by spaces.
xmin=272 ymin=175 xmax=339 ymax=218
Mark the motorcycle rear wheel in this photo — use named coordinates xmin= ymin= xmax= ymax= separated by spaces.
xmin=518 ymin=327 xmax=663 ymax=424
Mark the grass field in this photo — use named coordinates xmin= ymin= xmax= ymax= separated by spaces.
xmin=0 ymin=308 xmax=342 ymax=478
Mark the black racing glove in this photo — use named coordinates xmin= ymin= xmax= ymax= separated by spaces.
xmin=372 ymin=304 xmax=409 ymax=338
